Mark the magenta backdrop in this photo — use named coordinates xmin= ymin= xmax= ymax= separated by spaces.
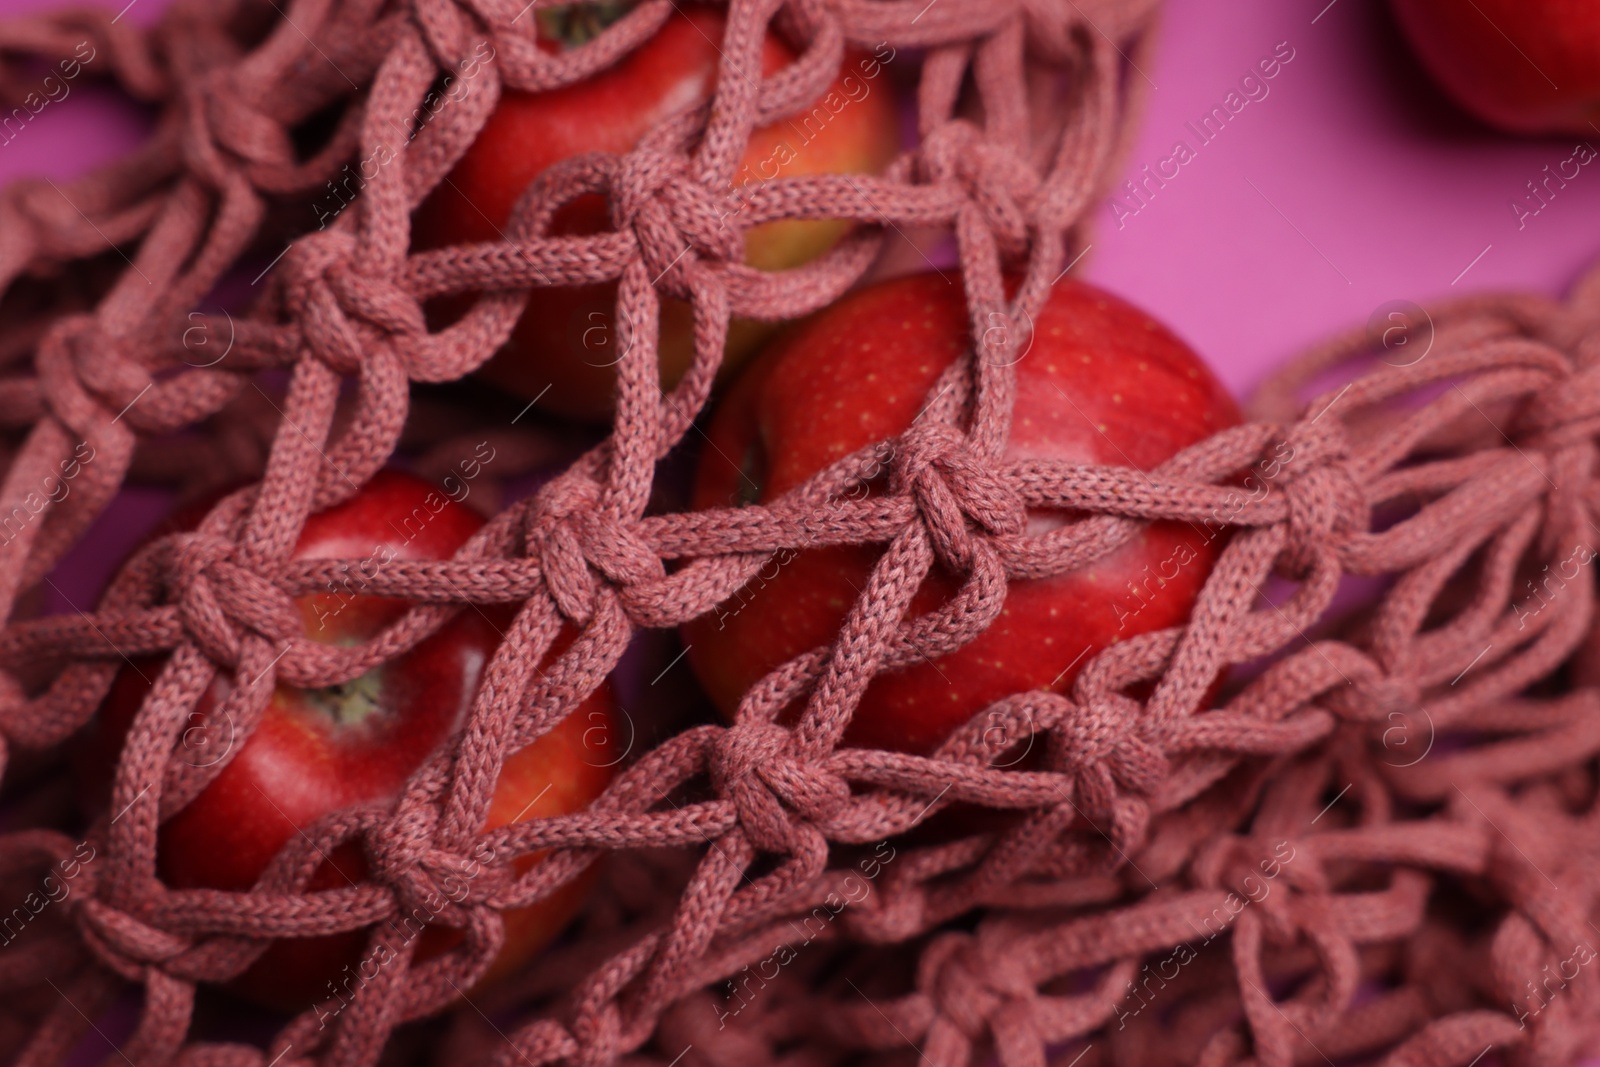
xmin=1083 ymin=0 xmax=1600 ymax=398
xmin=4 ymin=0 xmax=1598 ymax=1061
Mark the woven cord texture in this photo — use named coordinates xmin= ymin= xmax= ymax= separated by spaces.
xmin=2 ymin=1 xmax=1600 ymax=1066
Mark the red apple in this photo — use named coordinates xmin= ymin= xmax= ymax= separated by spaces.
xmin=683 ymin=274 xmax=1241 ymax=755
xmin=1390 ymin=0 xmax=1600 ymax=134
xmin=412 ymin=7 xmax=899 ymax=421
xmin=88 ymin=470 xmax=616 ymax=1009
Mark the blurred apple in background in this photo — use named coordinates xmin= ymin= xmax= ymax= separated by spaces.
xmin=413 ymin=7 xmax=900 ymax=421
xmin=1389 ymin=0 xmax=1600 ymax=135
xmin=684 ymin=273 xmax=1241 ymax=755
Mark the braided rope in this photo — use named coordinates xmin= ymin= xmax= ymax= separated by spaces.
xmin=1 ymin=1 xmax=1600 ymax=1066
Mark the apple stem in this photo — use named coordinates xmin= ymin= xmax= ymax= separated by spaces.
xmin=304 ymin=671 xmax=386 ymax=729
xmin=535 ymin=0 xmax=636 ymax=49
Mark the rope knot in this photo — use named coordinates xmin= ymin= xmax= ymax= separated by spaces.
xmin=77 ymin=897 xmax=193 ymax=983
xmin=281 ymin=230 xmax=426 ymax=376
xmin=531 ymin=476 xmax=605 ymax=626
xmin=1522 ymin=358 xmax=1600 ymax=448
xmin=918 ymin=929 xmax=1037 ymax=1061
xmin=570 ymin=509 xmax=668 ymax=590
xmin=171 ymin=531 xmax=302 ymax=669
xmin=68 ymin=321 xmax=154 ymax=420
xmin=1266 ymin=417 xmax=1361 ymax=577
xmin=895 ymin=423 xmax=1027 ymax=571
xmin=921 ymin=934 xmax=999 ymax=1039
xmin=1326 ymin=670 xmax=1422 ymax=734
xmin=199 ymin=74 xmax=299 ymax=174
xmin=364 ymin=805 xmax=434 ymax=888
xmin=530 ymin=475 xmax=666 ymax=625
xmin=1190 ymin=835 xmax=1305 ymax=942
xmin=35 ymin=313 xmax=153 ymax=435
xmin=612 ymin=150 xmax=743 ymax=294
xmin=1050 ymin=694 xmax=1167 ymax=814
xmin=363 ymin=805 xmax=488 ymax=931
xmin=710 ymin=720 xmax=791 ymax=790
xmin=920 ymin=124 xmax=1039 ymax=256
xmin=325 ymin=263 xmax=430 ymax=366
xmin=711 ymin=721 xmax=846 ymax=852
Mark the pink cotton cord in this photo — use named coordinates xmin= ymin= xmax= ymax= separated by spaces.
xmin=0 ymin=0 xmax=1599 ymax=1064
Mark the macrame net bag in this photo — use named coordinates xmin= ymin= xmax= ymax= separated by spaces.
xmin=3 ymin=0 xmax=1600 ymax=1064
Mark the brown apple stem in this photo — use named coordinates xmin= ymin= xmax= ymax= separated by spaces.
xmin=535 ymin=0 xmax=637 ymax=49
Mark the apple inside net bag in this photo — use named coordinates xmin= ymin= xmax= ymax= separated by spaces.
xmin=0 ymin=0 xmax=1597 ymax=1065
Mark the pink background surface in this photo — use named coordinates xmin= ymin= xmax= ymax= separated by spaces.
xmin=1083 ymin=0 xmax=1600 ymax=398
xmin=5 ymin=0 xmax=1599 ymax=1061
